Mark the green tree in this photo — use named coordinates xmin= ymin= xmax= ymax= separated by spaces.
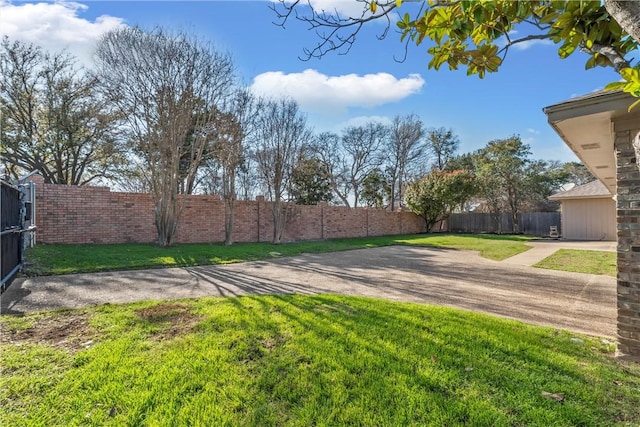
xmin=273 ymin=1 xmax=640 ymax=105
xmin=473 ymin=136 xmax=568 ymax=232
xmin=560 ymin=161 xmax=596 ymax=186
xmin=0 ymin=38 xmax=123 ymax=184
xmin=360 ymin=168 xmax=390 ymax=208
xmin=290 ymin=153 xmax=334 ymax=205
xmin=474 ymin=136 xmax=530 ymax=233
xmin=524 ymin=159 xmax=572 ymax=211
xmin=405 ymin=169 xmax=477 ymax=231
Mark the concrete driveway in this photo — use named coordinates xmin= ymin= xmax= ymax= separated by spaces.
xmin=0 ymin=244 xmax=617 ymax=338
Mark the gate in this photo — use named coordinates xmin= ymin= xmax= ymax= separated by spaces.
xmin=1 ymin=179 xmax=35 ymax=293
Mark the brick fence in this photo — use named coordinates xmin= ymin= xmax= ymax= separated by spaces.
xmin=34 ymin=182 xmax=426 ymax=244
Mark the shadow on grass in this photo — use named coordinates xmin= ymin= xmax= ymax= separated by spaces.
xmin=210 ymin=295 xmax=631 ymax=426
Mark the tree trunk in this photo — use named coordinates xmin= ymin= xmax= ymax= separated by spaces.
xmin=224 ymin=196 xmax=235 ymax=246
xmin=272 ymin=200 xmax=283 ymax=244
xmin=390 ymin=181 xmax=396 ymax=211
xmin=155 ymin=195 xmax=179 ymax=247
xmin=223 ymin=172 xmax=237 ymax=246
xmin=604 ymin=0 xmax=640 ymax=45
xmin=511 ymin=211 xmax=520 ymax=234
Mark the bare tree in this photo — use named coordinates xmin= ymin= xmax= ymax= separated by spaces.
xmin=0 ymin=37 xmax=123 ymax=184
xmin=385 ymin=114 xmax=425 ymax=211
xmin=311 ymin=132 xmax=351 ymax=206
xmin=341 ymin=122 xmax=387 ymax=207
xmin=426 ymin=127 xmax=460 ymax=171
xmin=95 ymin=27 xmax=235 ymax=247
xmin=211 ymin=89 xmax=261 ymax=245
xmin=253 ymin=98 xmax=311 ymax=244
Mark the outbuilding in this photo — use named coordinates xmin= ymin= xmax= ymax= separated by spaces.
xmin=549 ymin=180 xmax=616 ymax=241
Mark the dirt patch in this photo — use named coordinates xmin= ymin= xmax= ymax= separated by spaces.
xmin=135 ymin=303 xmax=201 ymax=341
xmin=0 ymin=311 xmax=97 ymax=352
xmin=262 ymin=333 xmax=287 ymax=351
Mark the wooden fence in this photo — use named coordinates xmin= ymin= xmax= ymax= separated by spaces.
xmin=447 ymin=212 xmax=561 ymax=236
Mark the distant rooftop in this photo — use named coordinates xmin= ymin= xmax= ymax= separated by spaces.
xmin=549 ymin=180 xmax=612 ymax=201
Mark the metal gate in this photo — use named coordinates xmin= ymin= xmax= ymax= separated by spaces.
xmin=1 ymin=179 xmax=35 ymax=293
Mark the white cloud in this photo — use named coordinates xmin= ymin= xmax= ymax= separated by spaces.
xmin=496 ymin=30 xmax=553 ymax=51
xmin=250 ymin=69 xmax=425 ymax=114
xmin=308 ymin=0 xmax=369 ymax=18
xmin=510 ymin=38 xmax=554 ymax=51
xmin=276 ymin=0 xmax=376 ymax=19
xmin=527 ymin=128 xmax=540 ymax=134
xmin=0 ymin=1 xmax=125 ymax=65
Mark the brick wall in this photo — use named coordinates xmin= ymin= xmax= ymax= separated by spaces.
xmin=34 ymin=182 xmax=426 ymax=245
xmin=614 ymin=118 xmax=640 ymax=361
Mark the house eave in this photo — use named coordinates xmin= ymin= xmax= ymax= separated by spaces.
xmin=549 ymin=194 xmax=613 ymax=201
xmin=544 ymin=90 xmax=637 ymax=194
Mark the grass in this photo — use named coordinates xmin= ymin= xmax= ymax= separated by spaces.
xmin=1 ymin=295 xmax=638 ymax=426
xmin=26 ymin=233 xmax=532 ymax=275
xmin=535 ymin=249 xmax=617 ymax=277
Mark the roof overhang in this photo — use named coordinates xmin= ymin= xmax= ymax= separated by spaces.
xmin=548 ymin=193 xmax=612 ymax=201
xmin=544 ymin=90 xmax=639 ymax=193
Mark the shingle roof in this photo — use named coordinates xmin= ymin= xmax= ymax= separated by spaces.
xmin=549 ymin=180 xmax=612 ymax=200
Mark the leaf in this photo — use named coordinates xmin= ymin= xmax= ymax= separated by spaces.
xmin=370 ymin=1 xmax=377 ymax=14
xmin=604 ymin=81 xmax=626 ymax=91
xmin=620 ymin=67 xmax=640 ymax=82
xmin=541 ymin=391 xmax=565 ymax=403
xmin=396 ymin=0 xmax=402 ymax=7
xmin=538 ymin=11 xmax=559 ymax=25
xmin=558 ymin=41 xmax=577 ymax=59
xmin=628 ymin=98 xmax=640 ymax=112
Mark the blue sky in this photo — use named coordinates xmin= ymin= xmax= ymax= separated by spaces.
xmin=0 ymin=0 xmax=623 ymax=162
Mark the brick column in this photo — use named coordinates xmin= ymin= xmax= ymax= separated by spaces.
xmin=614 ymin=119 xmax=640 ymax=361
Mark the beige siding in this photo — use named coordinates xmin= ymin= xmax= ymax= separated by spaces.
xmin=560 ymin=198 xmax=616 ymax=241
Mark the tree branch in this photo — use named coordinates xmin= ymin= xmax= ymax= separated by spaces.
xmin=271 ymin=0 xmax=399 ymax=60
xmin=582 ymin=43 xmax=631 ymax=72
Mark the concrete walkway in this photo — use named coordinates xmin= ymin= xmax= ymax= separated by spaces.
xmin=0 ymin=243 xmax=618 ymax=338
xmin=502 ymin=239 xmax=616 ymax=266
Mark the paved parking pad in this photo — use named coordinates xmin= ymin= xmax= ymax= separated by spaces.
xmin=1 ymin=246 xmax=616 ymax=338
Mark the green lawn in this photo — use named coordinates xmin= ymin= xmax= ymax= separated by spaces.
xmin=1 ymin=295 xmax=638 ymax=426
xmin=26 ymin=233 xmax=532 ymax=275
xmin=535 ymin=249 xmax=617 ymax=277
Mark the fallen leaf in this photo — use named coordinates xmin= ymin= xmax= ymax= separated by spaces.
xmin=614 ymin=380 xmax=622 ymax=386
xmin=541 ymin=391 xmax=565 ymax=403
xmin=430 ymin=355 xmax=438 ymax=363
xmin=465 ymin=366 xmax=474 ymax=372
